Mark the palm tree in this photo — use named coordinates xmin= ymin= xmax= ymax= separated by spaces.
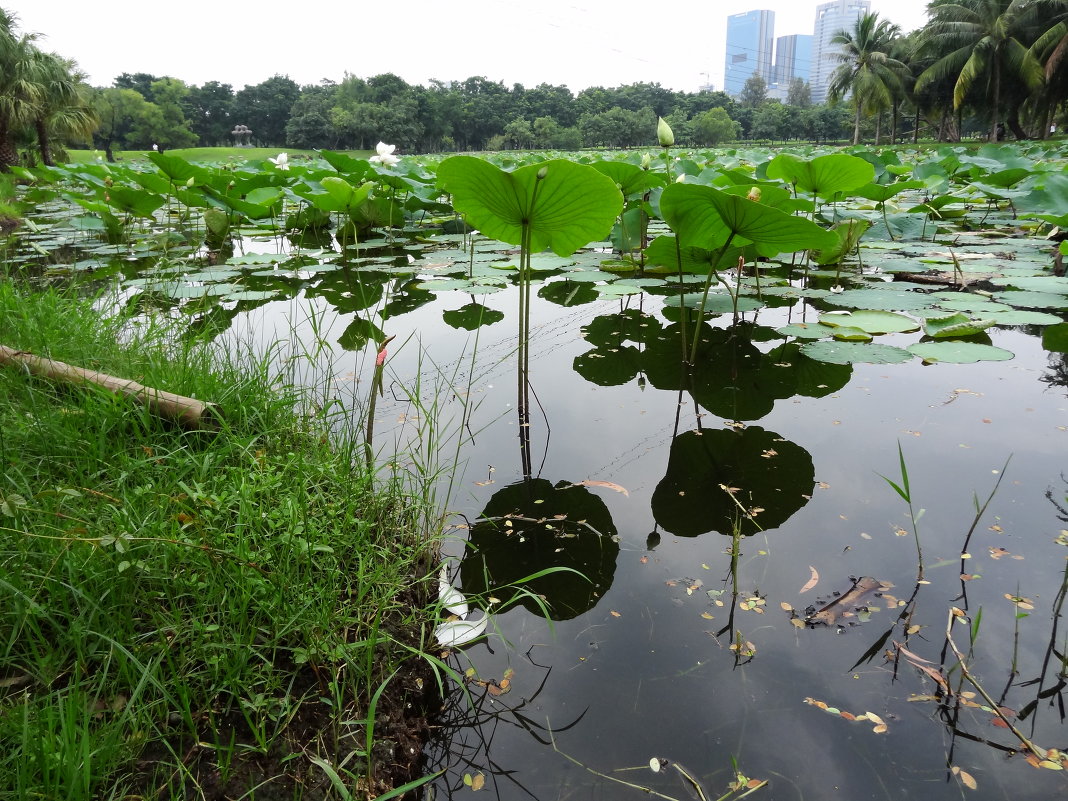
xmin=1024 ymin=0 xmax=1068 ymax=135
xmin=25 ymin=51 xmax=96 ymax=165
xmin=916 ymin=0 xmax=1045 ymax=142
xmin=826 ymin=12 xmax=910 ymax=145
xmin=0 ymin=9 xmax=42 ymax=170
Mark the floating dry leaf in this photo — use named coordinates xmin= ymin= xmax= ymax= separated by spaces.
xmin=571 ymin=479 xmax=629 ymax=496
xmin=649 ymin=757 xmax=661 ymax=773
xmin=952 ymin=767 xmax=978 ymax=790
xmin=471 ymin=772 xmax=485 ymax=791
xmin=610 ymin=610 xmax=622 ymax=618
xmin=800 ymin=566 xmax=820 ymax=594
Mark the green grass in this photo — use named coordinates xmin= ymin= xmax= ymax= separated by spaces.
xmin=0 ymin=282 xmax=439 ymax=799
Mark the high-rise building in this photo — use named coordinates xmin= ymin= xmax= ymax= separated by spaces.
xmin=724 ymin=10 xmax=775 ymax=97
xmin=810 ymin=0 xmax=871 ymax=104
xmin=774 ymin=34 xmax=813 ymax=85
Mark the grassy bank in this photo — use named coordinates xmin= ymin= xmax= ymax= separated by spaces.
xmin=0 ymin=283 xmax=439 ymax=799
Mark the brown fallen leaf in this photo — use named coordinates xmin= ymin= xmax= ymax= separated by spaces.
xmin=570 ymin=480 xmax=629 ymax=496
xmin=799 ymin=566 xmax=820 ymax=594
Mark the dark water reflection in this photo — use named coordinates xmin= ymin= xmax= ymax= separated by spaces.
xmin=227 ymin=273 xmax=1066 ymax=801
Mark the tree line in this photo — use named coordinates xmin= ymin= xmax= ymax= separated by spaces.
xmin=3 ymin=1 xmax=1068 ymax=170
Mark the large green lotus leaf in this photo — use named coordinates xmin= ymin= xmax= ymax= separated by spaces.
xmin=651 ymin=427 xmax=814 ymax=537
xmin=993 ymin=291 xmax=1068 ymax=310
xmin=800 ymin=341 xmax=913 ymax=365
xmin=1042 ymin=323 xmax=1068 ymax=352
xmin=437 ymin=157 xmax=623 ymax=256
xmin=819 ymin=310 xmax=919 ymax=334
xmin=778 ymin=323 xmax=834 ymax=339
xmin=660 ymin=183 xmax=836 ymax=252
xmin=765 ymin=152 xmax=874 ymax=198
xmin=829 ymin=326 xmax=872 ymax=341
xmin=985 ymin=310 xmax=1063 ymax=326
xmin=644 ymin=233 xmax=744 ymax=274
xmin=922 ymin=313 xmax=996 ymax=338
xmin=853 ymin=180 xmax=924 ymax=203
xmin=591 ymin=160 xmax=666 ymax=196
xmin=679 ymin=292 xmax=765 ymax=314
xmin=993 ymin=276 xmax=1068 ymax=294
xmin=907 ymin=342 xmax=1014 ymax=363
xmin=932 ymin=297 xmax=1013 ymax=314
xmin=823 ymin=288 xmax=937 ymax=311
xmin=148 ymin=151 xmax=210 ymax=184
xmin=105 ymin=186 xmax=165 ymax=218
xmin=812 ymin=218 xmax=871 ymax=265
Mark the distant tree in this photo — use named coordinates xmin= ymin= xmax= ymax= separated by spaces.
xmin=233 ymin=75 xmax=300 ymax=146
xmin=503 ymin=116 xmax=534 ymax=149
xmin=186 ymin=81 xmax=234 ymax=146
xmin=691 ymin=107 xmax=740 ymax=145
xmin=786 ymin=77 xmax=812 ymax=107
xmin=113 ymin=72 xmax=158 ymax=102
xmin=148 ymin=77 xmax=197 ymax=149
xmin=751 ymin=101 xmax=786 ymax=141
xmin=285 ymin=84 xmax=336 ymax=149
xmin=92 ymin=87 xmax=149 ymax=160
xmin=739 ymin=75 xmax=768 ymax=108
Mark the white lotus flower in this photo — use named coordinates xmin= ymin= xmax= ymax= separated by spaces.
xmin=268 ymin=152 xmax=289 ymax=170
xmin=434 ymin=562 xmax=488 ymax=647
xmin=369 ymin=141 xmax=400 ymax=168
xmin=830 ymin=284 xmax=844 ymax=293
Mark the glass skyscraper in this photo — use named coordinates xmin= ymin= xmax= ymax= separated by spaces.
xmin=810 ymin=0 xmax=871 ymax=103
xmin=724 ymin=10 xmax=775 ymax=96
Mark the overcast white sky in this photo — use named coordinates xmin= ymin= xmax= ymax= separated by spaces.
xmin=6 ymin=1 xmax=930 ymax=94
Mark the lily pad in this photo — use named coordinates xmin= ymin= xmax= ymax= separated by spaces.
xmin=817 ymin=310 xmax=920 ymax=335
xmin=993 ymin=291 xmax=1068 ymax=310
xmin=907 ymin=342 xmax=1014 ymax=363
xmin=823 ymin=288 xmax=937 ymax=311
xmin=777 ymin=323 xmax=833 ymax=340
xmin=922 ymin=313 xmax=996 ymax=338
xmin=800 ymin=341 xmax=913 ymax=365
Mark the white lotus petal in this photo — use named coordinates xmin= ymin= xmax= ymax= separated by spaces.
xmin=434 ymin=615 xmax=489 ymax=647
xmin=440 ymin=584 xmax=469 ymax=618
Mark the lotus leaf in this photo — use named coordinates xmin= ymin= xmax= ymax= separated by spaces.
xmin=436 ymin=157 xmax=623 ymax=257
xmin=800 ymin=341 xmax=913 ymax=365
xmin=907 ymin=342 xmax=1014 ymax=363
xmin=817 ymin=310 xmax=919 ymax=335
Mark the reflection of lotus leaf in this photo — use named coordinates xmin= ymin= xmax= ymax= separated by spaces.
xmin=461 ymin=479 xmax=619 ymax=620
xmin=651 ymin=426 xmax=814 ymax=537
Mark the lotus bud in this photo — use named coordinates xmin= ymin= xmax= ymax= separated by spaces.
xmin=676 ymin=173 xmax=686 ymax=183
xmin=186 ymin=177 xmax=195 ymax=187
xmin=536 ymin=166 xmax=549 ymax=180
xmin=641 ymin=153 xmax=653 ymax=169
xmin=746 ymin=186 xmax=761 ymax=202
xmin=657 ymin=117 xmax=674 ymax=147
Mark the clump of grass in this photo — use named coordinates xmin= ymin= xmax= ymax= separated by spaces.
xmin=0 ymin=283 xmax=439 ymax=799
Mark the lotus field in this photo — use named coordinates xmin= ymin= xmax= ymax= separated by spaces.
xmin=6 ymin=139 xmax=1068 ymax=800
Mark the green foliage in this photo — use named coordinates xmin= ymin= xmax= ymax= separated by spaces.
xmin=437 ymin=156 xmax=623 ymax=256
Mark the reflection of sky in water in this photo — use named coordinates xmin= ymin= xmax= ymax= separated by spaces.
xmin=226 ymin=276 xmax=1066 ymax=800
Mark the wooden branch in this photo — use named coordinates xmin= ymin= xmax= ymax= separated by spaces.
xmin=0 ymin=345 xmax=219 ymax=430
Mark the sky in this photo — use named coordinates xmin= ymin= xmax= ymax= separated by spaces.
xmin=5 ymin=1 xmax=931 ymax=95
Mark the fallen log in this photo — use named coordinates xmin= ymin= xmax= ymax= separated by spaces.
xmin=0 ymin=344 xmax=219 ymax=430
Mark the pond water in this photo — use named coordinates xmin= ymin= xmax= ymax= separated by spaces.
xmin=223 ymin=251 xmax=1068 ymax=801
xmin=11 ymin=184 xmax=1068 ymax=800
